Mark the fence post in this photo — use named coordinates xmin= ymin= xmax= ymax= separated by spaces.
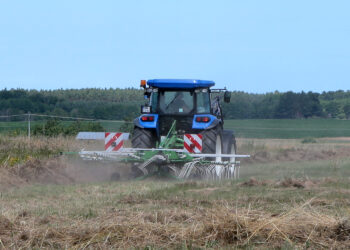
xmin=28 ymin=112 xmax=31 ymax=139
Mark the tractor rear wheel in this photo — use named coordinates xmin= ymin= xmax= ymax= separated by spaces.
xmin=201 ymin=127 xmax=223 ymax=161
xmin=131 ymin=128 xmax=156 ymax=149
xmin=198 ymin=127 xmax=223 ymax=179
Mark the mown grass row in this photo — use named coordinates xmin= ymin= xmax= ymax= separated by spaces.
xmin=1 ymin=177 xmax=350 ymax=248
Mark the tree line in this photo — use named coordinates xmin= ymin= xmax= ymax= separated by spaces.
xmin=1 ymin=88 xmax=350 ymax=120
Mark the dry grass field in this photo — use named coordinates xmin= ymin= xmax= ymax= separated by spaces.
xmin=1 ymin=136 xmax=350 ymax=249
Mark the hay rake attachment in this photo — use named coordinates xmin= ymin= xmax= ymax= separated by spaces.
xmin=75 ymin=121 xmax=250 ymax=180
xmin=78 ymin=149 xmax=249 ymax=180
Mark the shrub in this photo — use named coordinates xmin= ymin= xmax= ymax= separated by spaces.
xmin=33 ymin=120 xmax=104 ymax=136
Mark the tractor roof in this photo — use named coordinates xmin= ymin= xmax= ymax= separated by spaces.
xmin=147 ymin=79 xmax=215 ymax=89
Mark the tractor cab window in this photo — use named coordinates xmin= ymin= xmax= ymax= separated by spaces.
xmin=196 ymin=91 xmax=210 ymax=113
xmin=159 ymin=91 xmax=194 ymax=114
xmin=150 ymin=92 xmax=158 ymax=112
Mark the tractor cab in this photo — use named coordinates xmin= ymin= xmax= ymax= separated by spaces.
xmin=135 ymin=79 xmax=230 ymax=137
xmin=146 ymin=79 xmax=214 ymax=116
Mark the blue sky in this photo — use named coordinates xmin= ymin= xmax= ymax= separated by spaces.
xmin=0 ymin=0 xmax=349 ymax=93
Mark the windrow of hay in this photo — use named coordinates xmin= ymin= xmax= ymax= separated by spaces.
xmin=0 ymin=135 xmax=79 ymax=167
xmin=0 ymin=136 xmax=80 ymax=188
xmin=240 ymin=177 xmax=319 ymax=189
xmin=0 ymin=157 xmax=74 ymax=189
xmin=11 ymin=158 xmax=74 ymax=184
xmin=1 ymin=202 xmax=349 ymax=249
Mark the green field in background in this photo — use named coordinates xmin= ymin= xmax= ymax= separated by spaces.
xmin=0 ymin=121 xmax=124 ymax=135
xmin=1 ymin=119 xmax=350 ymax=138
xmin=224 ymin=119 xmax=350 ymax=138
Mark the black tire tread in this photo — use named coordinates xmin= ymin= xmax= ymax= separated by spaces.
xmin=200 ymin=127 xmax=223 ymax=161
xmin=131 ymin=127 xmax=156 ymax=148
xmin=201 ymin=129 xmax=217 ymax=154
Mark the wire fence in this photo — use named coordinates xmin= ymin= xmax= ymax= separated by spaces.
xmin=0 ymin=113 xmax=133 ymax=138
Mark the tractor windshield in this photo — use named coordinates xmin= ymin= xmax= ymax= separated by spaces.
xmin=151 ymin=89 xmax=211 ymax=115
xmin=159 ymin=91 xmax=194 ymax=114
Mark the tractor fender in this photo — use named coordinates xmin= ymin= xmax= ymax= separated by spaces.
xmin=133 ymin=114 xmax=159 ymax=129
xmin=206 ymin=118 xmax=221 ymax=130
xmin=192 ymin=114 xmax=221 ymax=130
xmin=133 ymin=117 xmax=144 ymax=128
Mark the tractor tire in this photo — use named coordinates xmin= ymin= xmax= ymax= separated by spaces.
xmin=131 ymin=127 xmax=156 ymax=149
xmin=201 ymin=127 xmax=223 ymax=161
xmin=222 ymin=130 xmax=236 ymax=161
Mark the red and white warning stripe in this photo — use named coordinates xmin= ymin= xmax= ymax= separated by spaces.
xmin=105 ymin=132 xmax=124 ymax=152
xmin=184 ymin=134 xmax=202 ymax=153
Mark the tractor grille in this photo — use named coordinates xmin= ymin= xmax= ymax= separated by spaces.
xmin=158 ymin=116 xmax=194 ymax=136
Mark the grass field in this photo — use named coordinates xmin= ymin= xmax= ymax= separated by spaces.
xmin=2 ymin=118 xmax=350 ymax=139
xmin=1 ymin=136 xmax=350 ymax=248
xmin=224 ymin=119 xmax=350 ymax=138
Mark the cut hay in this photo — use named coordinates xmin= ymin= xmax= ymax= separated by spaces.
xmin=240 ymin=177 xmax=318 ymax=189
xmin=1 ymin=202 xmax=349 ymax=249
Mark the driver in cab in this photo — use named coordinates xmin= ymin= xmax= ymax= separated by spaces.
xmin=167 ymin=92 xmax=191 ymax=113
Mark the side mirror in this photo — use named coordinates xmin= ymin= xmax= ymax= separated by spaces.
xmin=144 ymin=88 xmax=152 ymax=99
xmin=224 ymin=91 xmax=231 ymax=103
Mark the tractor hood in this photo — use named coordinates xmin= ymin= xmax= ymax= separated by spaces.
xmin=147 ymin=79 xmax=215 ymax=89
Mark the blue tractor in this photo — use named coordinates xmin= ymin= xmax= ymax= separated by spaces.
xmin=132 ymin=79 xmax=236 ymax=161
xmin=76 ymin=79 xmax=249 ymax=180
